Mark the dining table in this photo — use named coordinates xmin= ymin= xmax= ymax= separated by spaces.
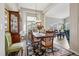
xmin=32 ymin=32 xmax=54 ymax=49
xmin=32 ymin=31 xmax=55 ymax=55
xmin=33 ymin=32 xmax=45 ymax=38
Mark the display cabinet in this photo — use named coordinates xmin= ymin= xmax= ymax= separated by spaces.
xmin=8 ymin=10 xmax=20 ymax=43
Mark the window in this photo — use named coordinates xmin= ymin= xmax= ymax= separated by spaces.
xmin=27 ymin=16 xmax=37 ymax=34
xmin=27 ymin=16 xmax=36 ymax=22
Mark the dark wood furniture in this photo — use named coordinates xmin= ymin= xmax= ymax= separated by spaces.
xmin=30 ymin=31 xmax=40 ymax=46
xmin=32 ymin=31 xmax=55 ymax=55
xmin=41 ymin=31 xmax=55 ymax=55
xmin=8 ymin=10 xmax=20 ymax=43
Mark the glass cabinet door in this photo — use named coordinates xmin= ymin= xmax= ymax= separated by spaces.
xmin=9 ymin=11 xmax=20 ymax=43
xmin=9 ymin=11 xmax=19 ymax=33
xmin=11 ymin=14 xmax=18 ymax=33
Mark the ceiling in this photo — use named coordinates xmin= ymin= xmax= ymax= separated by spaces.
xmin=19 ymin=3 xmax=70 ymax=19
xmin=19 ymin=3 xmax=50 ymax=11
xmin=45 ymin=3 xmax=70 ymax=19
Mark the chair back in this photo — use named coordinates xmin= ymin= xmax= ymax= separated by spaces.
xmin=42 ymin=31 xmax=55 ymax=48
xmin=5 ymin=32 xmax=12 ymax=47
xmin=45 ymin=36 xmax=53 ymax=47
xmin=46 ymin=31 xmax=54 ymax=36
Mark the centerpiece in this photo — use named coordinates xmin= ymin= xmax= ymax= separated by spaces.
xmin=36 ymin=20 xmax=43 ymax=33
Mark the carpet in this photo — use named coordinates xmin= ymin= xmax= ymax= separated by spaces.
xmin=27 ymin=43 xmax=78 ymax=56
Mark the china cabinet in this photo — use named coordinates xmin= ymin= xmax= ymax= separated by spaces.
xmin=8 ymin=10 xmax=20 ymax=43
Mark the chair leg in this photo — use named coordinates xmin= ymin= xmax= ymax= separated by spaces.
xmin=52 ymin=48 xmax=54 ymax=55
xmin=27 ymin=46 xmax=28 ymax=56
xmin=21 ymin=48 xmax=23 ymax=56
xmin=45 ymin=49 xmax=46 ymax=56
xmin=52 ymin=50 xmax=54 ymax=55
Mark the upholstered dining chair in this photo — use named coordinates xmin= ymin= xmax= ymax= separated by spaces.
xmin=5 ymin=32 xmax=23 ymax=56
xmin=29 ymin=31 xmax=42 ymax=55
xmin=41 ymin=31 xmax=55 ymax=55
xmin=29 ymin=30 xmax=40 ymax=45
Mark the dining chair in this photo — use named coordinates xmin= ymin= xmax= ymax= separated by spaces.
xmin=41 ymin=31 xmax=55 ymax=55
xmin=29 ymin=31 xmax=40 ymax=45
xmin=29 ymin=31 xmax=42 ymax=55
xmin=5 ymin=32 xmax=23 ymax=56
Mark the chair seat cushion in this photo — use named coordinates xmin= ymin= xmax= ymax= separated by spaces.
xmin=8 ymin=43 xmax=22 ymax=53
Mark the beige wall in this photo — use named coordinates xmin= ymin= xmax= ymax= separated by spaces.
xmin=0 ymin=4 xmax=5 ymax=56
xmin=20 ymin=8 xmax=44 ymax=35
xmin=45 ymin=17 xmax=63 ymax=30
xmin=5 ymin=3 xmax=19 ymax=11
xmin=70 ymin=3 xmax=79 ymax=54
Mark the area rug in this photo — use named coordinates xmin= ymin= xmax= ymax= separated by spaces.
xmin=27 ymin=43 xmax=78 ymax=56
xmin=46 ymin=44 xmax=77 ymax=56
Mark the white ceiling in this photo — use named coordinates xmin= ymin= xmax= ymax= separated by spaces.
xmin=19 ymin=3 xmax=49 ymax=11
xmin=45 ymin=3 xmax=70 ymax=19
xmin=19 ymin=3 xmax=70 ymax=19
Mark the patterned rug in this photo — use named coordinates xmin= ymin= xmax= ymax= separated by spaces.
xmin=27 ymin=41 xmax=78 ymax=56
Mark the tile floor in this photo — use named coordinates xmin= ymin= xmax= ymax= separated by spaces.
xmin=54 ymin=36 xmax=70 ymax=49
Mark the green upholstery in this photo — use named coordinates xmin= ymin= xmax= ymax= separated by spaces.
xmin=5 ymin=37 xmax=8 ymax=55
xmin=5 ymin=32 xmax=12 ymax=47
xmin=5 ymin=32 xmax=23 ymax=55
xmin=8 ymin=43 xmax=22 ymax=53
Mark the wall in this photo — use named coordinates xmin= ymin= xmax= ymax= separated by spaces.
xmin=64 ymin=17 xmax=70 ymax=30
xmin=5 ymin=3 xmax=19 ymax=11
xmin=20 ymin=8 xmax=44 ymax=35
xmin=45 ymin=17 xmax=63 ymax=30
xmin=70 ymin=3 xmax=79 ymax=54
xmin=20 ymin=8 xmax=44 ymax=24
xmin=20 ymin=11 xmax=27 ymax=36
xmin=0 ymin=4 xmax=5 ymax=56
